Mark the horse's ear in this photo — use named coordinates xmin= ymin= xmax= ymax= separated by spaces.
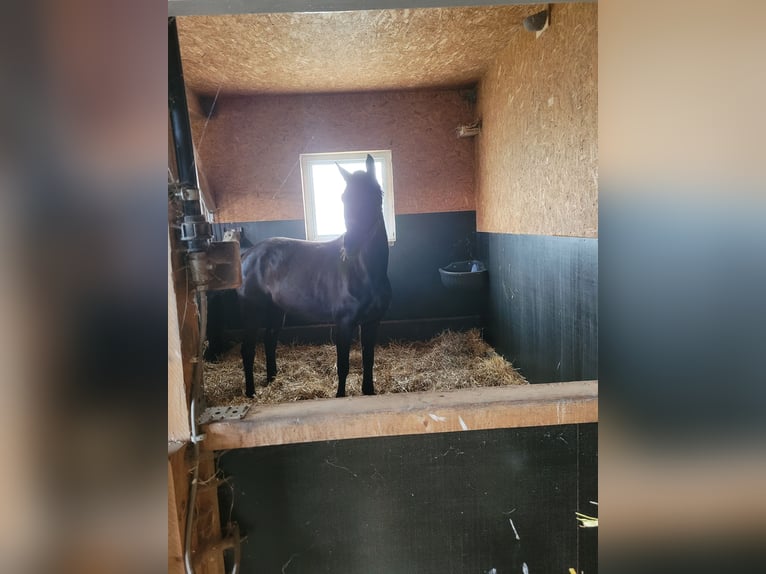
xmin=337 ymin=163 xmax=352 ymax=183
xmin=365 ymin=154 xmax=375 ymax=176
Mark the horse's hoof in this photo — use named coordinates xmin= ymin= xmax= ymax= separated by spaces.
xmin=245 ymin=391 xmax=254 ymax=399
xmin=362 ymin=390 xmax=375 ymax=396
xmin=336 ymin=391 xmax=346 ymax=398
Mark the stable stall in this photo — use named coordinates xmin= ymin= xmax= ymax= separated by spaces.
xmin=168 ymin=2 xmax=598 ymax=572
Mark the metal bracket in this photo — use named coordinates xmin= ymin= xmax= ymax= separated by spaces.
xmin=198 ymin=404 xmax=250 ymax=426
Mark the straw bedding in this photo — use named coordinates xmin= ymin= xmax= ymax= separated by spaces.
xmin=204 ymin=329 xmax=527 ymax=407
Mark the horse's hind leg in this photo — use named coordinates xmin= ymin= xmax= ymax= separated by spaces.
xmin=241 ymin=301 xmax=258 ymax=398
xmin=263 ymin=305 xmax=284 ymax=383
xmin=335 ymin=320 xmax=354 ymax=398
xmin=241 ymin=328 xmax=257 ymax=398
xmin=203 ymin=291 xmax=224 ymax=362
xmin=360 ymin=321 xmax=379 ymax=396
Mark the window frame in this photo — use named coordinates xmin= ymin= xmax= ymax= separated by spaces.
xmin=299 ymin=150 xmax=396 ymax=244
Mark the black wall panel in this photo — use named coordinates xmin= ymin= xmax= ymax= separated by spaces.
xmin=577 ymin=423 xmax=598 ymax=573
xmin=218 ymin=423 xmax=597 ymax=573
xmin=209 ymin=220 xmax=598 ymax=384
xmin=477 ymin=233 xmax=598 ymax=383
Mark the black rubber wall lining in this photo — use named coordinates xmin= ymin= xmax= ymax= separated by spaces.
xmin=477 ymin=233 xmax=598 ymax=384
xmin=217 ymin=423 xmax=598 ymax=574
xmin=208 ymin=219 xmax=598 ymax=383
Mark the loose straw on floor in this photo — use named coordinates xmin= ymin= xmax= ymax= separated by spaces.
xmin=204 ymin=329 xmax=528 ymax=407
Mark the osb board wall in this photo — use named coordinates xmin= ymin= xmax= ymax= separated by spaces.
xmin=176 ymin=6 xmax=530 ymax=94
xmin=189 ymin=90 xmax=476 ymax=222
xmin=476 ymin=3 xmax=598 ymax=238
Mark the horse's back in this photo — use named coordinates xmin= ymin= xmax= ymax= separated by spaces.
xmin=239 ymin=236 xmax=346 ymax=320
xmin=239 ymin=234 xmax=390 ymax=324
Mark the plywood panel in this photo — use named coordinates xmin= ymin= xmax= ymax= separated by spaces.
xmin=190 ymin=90 xmax=477 ymax=222
xmin=476 ymin=3 xmax=598 ymax=237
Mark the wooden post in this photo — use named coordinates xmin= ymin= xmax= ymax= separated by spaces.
xmin=168 ymin=212 xmax=225 ymax=574
xmin=168 ymin=445 xmax=187 ymax=574
xmin=168 ymin=233 xmax=190 ymax=443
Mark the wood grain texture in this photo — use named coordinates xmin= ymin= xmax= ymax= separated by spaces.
xmin=167 ymin=450 xmax=186 ymax=574
xmin=176 ymin=6 xmax=533 ymax=94
xmin=190 ymin=90 xmax=477 ymax=222
xmin=168 ymin=234 xmax=189 ymax=442
xmin=202 ymin=380 xmax=597 ymax=450
xmin=167 ymin=447 xmax=227 ymax=574
xmin=167 ymin=184 xmax=225 ymax=571
xmin=476 ymin=3 xmax=598 ymax=237
xmin=193 ymin=452 xmax=226 ymax=574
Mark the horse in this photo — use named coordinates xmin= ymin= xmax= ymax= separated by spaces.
xmin=237 ymin=154 xmax=391 ymax=398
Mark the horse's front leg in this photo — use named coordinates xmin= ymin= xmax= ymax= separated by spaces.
xmin=360 ymin=321 xmax=379 ymax=396
xmin=335 ymin=321 xmax=354 ymax=398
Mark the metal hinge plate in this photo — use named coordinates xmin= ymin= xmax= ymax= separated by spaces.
xmin=198 ymin=404 xmax=250 ymax=425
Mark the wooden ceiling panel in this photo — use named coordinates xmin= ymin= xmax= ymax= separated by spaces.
xmin=176 ymin=5 xmax=539 ymax=95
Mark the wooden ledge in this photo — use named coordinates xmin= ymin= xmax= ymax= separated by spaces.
xmin=201 ymin=381 xmax=597 ymax=450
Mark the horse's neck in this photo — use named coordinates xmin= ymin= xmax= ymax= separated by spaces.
xmin=344 ymin=217 xmax=389 ymax=274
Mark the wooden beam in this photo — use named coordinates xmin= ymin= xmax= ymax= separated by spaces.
xmin=168 ymin=232 xmax=190 ymax=443
xmin=169 ymin=0 xmax=593 ymax=18
xmin=193 ymin=452 xmax=226 ymax=574
xmin=202 ymin=380 xmax=597 ymax=451
xmin=168 ymin=180 xmax=225 ymax=571
xmin=167 ymin=446 xmax=187 ymax=574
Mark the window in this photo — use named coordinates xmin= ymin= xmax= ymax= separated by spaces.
xmin=299 ymin=150 xmax=396 ymax=243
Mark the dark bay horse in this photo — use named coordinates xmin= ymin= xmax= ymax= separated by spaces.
xmin=238 ymin=154 xmax=391 ymax=398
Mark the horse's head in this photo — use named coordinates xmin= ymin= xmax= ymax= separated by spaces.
xmin=337 ymin=154 xmax=383 ymax=232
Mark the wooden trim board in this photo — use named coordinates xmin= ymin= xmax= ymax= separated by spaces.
xmin=168 ymin=233 xmax=190 ymax=443
xmin=169 ymin=1 xmax=591 ymax=18
xmin=202 ymin=380 xmax=597 ymax=450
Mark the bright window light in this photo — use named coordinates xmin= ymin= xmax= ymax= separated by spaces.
xmin=300 ymin=150 xmax=396 ymax=243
